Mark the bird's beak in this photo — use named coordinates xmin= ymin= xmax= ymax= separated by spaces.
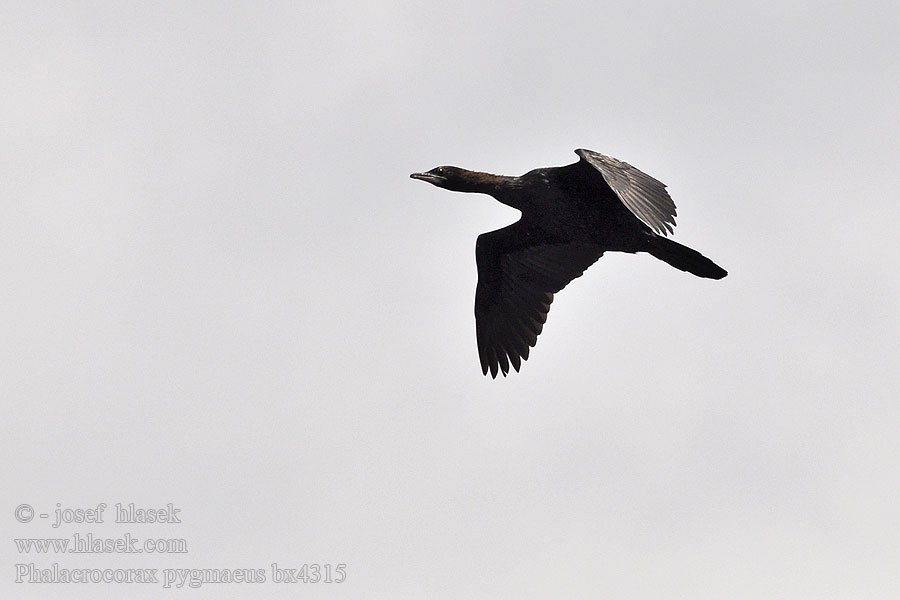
xmin=410 ymin=172 xmax=444 ymax=185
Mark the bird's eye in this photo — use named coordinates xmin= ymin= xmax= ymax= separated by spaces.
xmin=436 ymin=167 xmax=445 ymax=174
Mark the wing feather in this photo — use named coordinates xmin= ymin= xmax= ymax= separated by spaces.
xmin=475 ymin=221 xmax=601 ymax=378
xmin=575 ymin=149 xmax=677 ymax=235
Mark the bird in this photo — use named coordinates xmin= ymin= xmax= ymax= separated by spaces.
xmin=410 ymin=148 xmax=727 ymax=378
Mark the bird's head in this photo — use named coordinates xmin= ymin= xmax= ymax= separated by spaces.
xmin=410 ymin=166 xmax=481 ymax=192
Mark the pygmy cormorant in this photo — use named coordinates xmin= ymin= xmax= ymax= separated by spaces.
xmin=410 ymin=149 xmax=727 ymax=378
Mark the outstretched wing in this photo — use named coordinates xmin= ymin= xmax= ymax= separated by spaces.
xmin=475 ymin=221 xmax=602 ymax=378
xmin=575 ymin=148 xmax=677 ymax=236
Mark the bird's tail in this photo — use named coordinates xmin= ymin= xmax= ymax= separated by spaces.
xmin=648 ymin=236 xmax=727 ymax=279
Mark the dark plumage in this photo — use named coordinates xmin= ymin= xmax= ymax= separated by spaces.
xmin=410 ymin=149 xmax=727 ymax=378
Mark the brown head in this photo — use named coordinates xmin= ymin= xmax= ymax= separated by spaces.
xmin=409 ymin=166 xmax=484 ymax=192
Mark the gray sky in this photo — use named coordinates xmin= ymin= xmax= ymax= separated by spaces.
xmin=3 ymin=1 xmax=899 ymax=598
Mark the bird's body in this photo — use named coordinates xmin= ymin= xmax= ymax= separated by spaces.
xmin=411 ymin=149 xmax=727 ymax=378
xmin=502 ymin=166 xmax=651 ymax=249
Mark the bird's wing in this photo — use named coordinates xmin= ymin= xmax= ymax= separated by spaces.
xmin=575 ymin=148 xmax=677 ymax=236
xmin=475 ymin=221 xmax=602 ymax=378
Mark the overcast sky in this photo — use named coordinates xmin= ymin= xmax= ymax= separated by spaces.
xmin=3 ymin=2 xmax=900 ymax=598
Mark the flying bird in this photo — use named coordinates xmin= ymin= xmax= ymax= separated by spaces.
xmin=410 ymin=149 xmax=727 ymax=378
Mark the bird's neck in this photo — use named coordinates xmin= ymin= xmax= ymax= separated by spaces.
xmin=461 ymin=171 xmax=525 ymax=209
